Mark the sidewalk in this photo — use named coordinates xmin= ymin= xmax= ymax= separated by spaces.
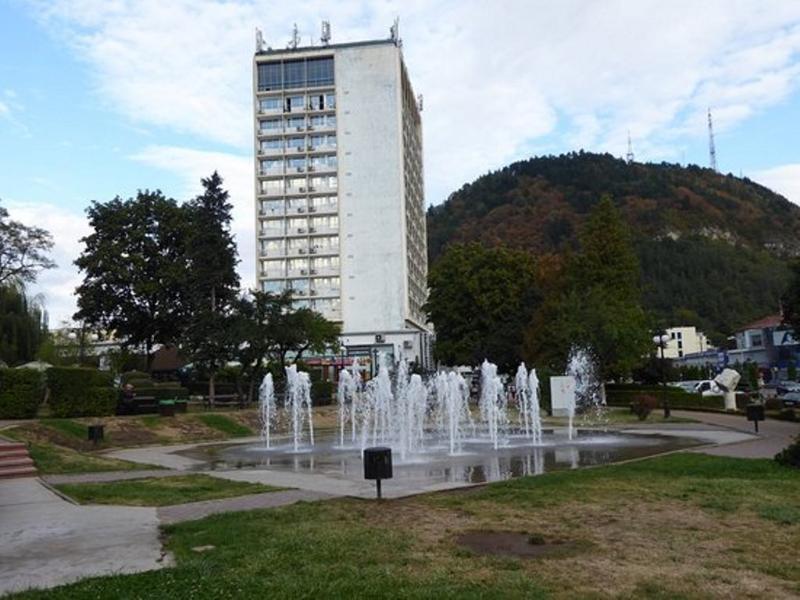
xmin=671 ymin=410 xmax=800 ymax=459
xmin=0 ymin=478 xmax=169 ymax=596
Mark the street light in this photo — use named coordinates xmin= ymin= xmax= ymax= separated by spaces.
xmin=653 ymin=333 xmax=671 ymax=418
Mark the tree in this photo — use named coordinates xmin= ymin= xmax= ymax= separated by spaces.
xmin=180 ymin=173 xmax=240 ymax=402
xmin=231 ymin=291 xmax=341 ymax=400
xmin=525 ymin=196 xmax=651 ymax=379
xmin=783 ymin=259 xmax=800 ymax=336
xmin=0 ymin=202 xmax=55 ymax=286
xmin=74 ymin=191 xmax=189 ymax=365
xmin=426 ymin=243 xmax=540 ymax=371
xmin=0 ymin=284 xmax=47 ymax=366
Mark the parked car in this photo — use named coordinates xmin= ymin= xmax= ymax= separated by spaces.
xmin=780 ymin=392 xmax=800 ymax=408
xmin=694 ymin=380 xmax=723 ymax=396
xmin=669 ymin=381 xmax=700 ymax=393
xmin=776 ymin=381 xmax=800 ymax=395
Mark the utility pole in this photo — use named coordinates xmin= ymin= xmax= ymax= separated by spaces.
xmin=626 ymin=130 xmax=634 ymax=164
xmin=708 ymin=108 xmax=717 ymax=172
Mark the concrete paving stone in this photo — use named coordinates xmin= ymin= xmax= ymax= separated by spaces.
xmin=0 ymin=478 xmax=170 ymax=596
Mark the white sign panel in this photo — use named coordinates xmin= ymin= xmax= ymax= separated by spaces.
xmin=550 ymin=376 xmax=576 ymax=417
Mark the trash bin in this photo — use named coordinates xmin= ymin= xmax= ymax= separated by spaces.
xmin=87 ymin=424 xmax=104 ymax=445
xmin=159 ymin=400 xmax=176 ymax=417
xmin=175 ymin=399 xmax=188 ymax=413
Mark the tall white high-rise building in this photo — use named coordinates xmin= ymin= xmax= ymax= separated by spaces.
xmin=253 ymin=28 xmax=432 ymax=369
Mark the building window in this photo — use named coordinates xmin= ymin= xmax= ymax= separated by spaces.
xmin=307 ymin=57 xmax=334 ymax=87
xmin=257 ymin=63 xmax=282 ymax=91
xmin=259 ymin=97 xmax=281 ymax=112
xmin=260 ymin=200 xmax=283 ymax=215
xmin=283 ymin=60 xmax=305 ymax=89
xmin=287 ymin=116 xmax=305 ymax=130
xmin=751 ymin=333 xmax=763 ymax=348
xmin=261 ymin=138 xmax=282 ymax=151
xmin=288 ymin=136 xmax=306 ymax=150
xmin=325 ymin=93 xmax=336 ymax=109
xmin=262 ymin=280 xmax=285 ymax=293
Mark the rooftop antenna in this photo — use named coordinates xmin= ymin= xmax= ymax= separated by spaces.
xmin=288 ymin=23 xmax=300 ymax=50
xmin=626 ymin=130 xmax=634 ymax=163
xmin=321 ymin=20 xmax=331 ymax=45
xmin=390 ymin=17 xmax=401 ymax=46
xmin=255 ymin=28 xmax=265 ymax=52
xmin=417 ymin=94 xmax=423 ymax=112
xmin=708 ymin=107 xmax=718 ymax=172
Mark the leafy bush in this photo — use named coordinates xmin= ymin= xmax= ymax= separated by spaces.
xmin=47 ymin=367 xmax=116 ymax=417
xmin=311 ymin=380 xmax=336 ymax=406
xmin=0 ymin=368 xmax=43 ymax=418
xmin=631 ymin=394 xmax=658 ymax=420
xmin=775 ymin=435 xmax=800 ymax=468
xmin=776 ymin=408 xmax=798 ymax=422
xmin=121 ymin=370 xmax=151 ymax=384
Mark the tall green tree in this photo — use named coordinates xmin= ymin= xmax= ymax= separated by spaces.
xmin=782 ymin=259 xmax=800 ymax=335
xmin=0 ymin=201 xmax=55 ymax=286
xmin=180 ymin=172 xmax=240 ymax=402
xmin=0 ymin=284 xmax=47 ymax=366
xmin=74 ymin=191 xmax=189 ymax=365
xmin=426 ymin=243 xmax=540 ymax=371
xmin=525 ymin=196 xmax=651 ymax=379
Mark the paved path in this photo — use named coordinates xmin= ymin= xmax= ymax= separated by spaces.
xmin=158 ymin=489 xmax=334 ymax=524
xmin=671 ymin=410 xmax=800 ymax=459
xmin=0 ymin=478 xmax=170 ymax=596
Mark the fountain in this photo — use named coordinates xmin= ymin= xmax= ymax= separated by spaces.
xmin=434 ymin=371 xmax=474 ymax=454
xmin=258 ymin=372 xmax=276 ymax=448
xmin=285 ymin=364 xmax=314 ymax=452
xmin=566 ymin=346 xmax=607 ymax=431
xmin=479 ymin=360 xmax=508 ymax=450
xmin=210 ymin=354 xmax=700 ymax=491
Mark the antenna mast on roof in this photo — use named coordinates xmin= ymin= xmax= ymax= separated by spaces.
xmin=390 ymin=17 xmax=401 ymax=46
xmin=626 ymin=130 xmax=634 ymax=163
xmin=708 ymin=107 xmax=718 ymax=172
xmin=288 ymin=23 xmax=300 ymax=50
xmin=321 ymin=20 xmax=331 ymax=45
xmin=255 ymin=28 xmax=265 ymax=52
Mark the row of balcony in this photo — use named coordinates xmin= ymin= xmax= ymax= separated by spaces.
xmin=258 ymin=185 xmax=337 ymax=198
xmin=260 ymin=267 xmax=339 ymax=278
xmin=259 ymin=225 xmax=339 ymax=238
xmin=259 ymin=245 xmax=339 ymax=258
xmin=259 ymin=204 xmax=337 ymax=217
xmin=257 ymin=144 xmax=336 ymax=157
xmin=258 ymin=165 xmax=336 ymax=177
xmin=257 ymin=123 xmax=335 ymax=136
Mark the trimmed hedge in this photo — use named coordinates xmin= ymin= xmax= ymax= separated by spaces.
xmin=0 ymin=369 xmax=43 ymax=418
xmin=48 ymin=367 xmax=116 ymax=418
xmin=606 ymin=385 xmax=749 ymax=411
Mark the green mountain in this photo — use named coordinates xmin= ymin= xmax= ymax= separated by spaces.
xmin=426 ymin=152 xmax=800 ymax=343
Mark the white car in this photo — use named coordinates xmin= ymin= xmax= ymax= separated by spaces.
xmin=694 ymin=380 xmax=723 ymax=396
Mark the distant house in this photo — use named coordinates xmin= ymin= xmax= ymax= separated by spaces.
xmin=728 ymin=314 xmax=799 ymax=372
xmin=662 ymin=326 xmax=713 ymax=359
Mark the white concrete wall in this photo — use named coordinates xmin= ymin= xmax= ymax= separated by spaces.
xmin=336 ymin=43 xmax=407 ymax=334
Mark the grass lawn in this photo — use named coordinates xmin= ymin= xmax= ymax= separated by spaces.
xmin=11 ymin=453 xmax=800 ymax=599
xmin=542 ymin=407 xmax=697 ymax=427
xmin=54 ymin=474 xmax=283 ymax=506
xmin=194 ymin=414 xmax=253 ymax=437
xmin=26 ymin=442 xmax=158 ymax=474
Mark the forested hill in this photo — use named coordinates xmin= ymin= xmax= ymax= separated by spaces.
xmin=426 ymin=152 xmax=800 ymax=342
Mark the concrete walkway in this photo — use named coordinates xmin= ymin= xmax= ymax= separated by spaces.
xmin=158 ymin=489 xmax=334 ymax=524
xmin=671 ymin=410 xmax=800 ymax=459
xmin=0 ymin=478 xmax=170 ymax=596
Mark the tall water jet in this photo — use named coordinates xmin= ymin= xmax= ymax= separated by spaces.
xmin=527 ymin=368 xmax=543 ymax=445
xmin=479 ymin=360 xmax=508 ymax=449
xmin=435 ymin=371 xmax=474 ymax=454
xmin=285 ymin=365 xmax=314 ymax=452
xmin=566 ymin=346 xmax=606 ymax=430
xmin=258 ymin=372 xmax=276 ymax=448
xmin=396 ymin=372 xmax=427 ymax=460
xmin=337 ymin=369 xmax=356 ymax=447
xmin=515 ymin=363 xmax=530 ymax=438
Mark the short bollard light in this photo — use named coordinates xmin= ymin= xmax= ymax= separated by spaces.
xmin=746 ymin=403 xmax=765 ymax=433
xmin=87 ymin=424 xmax=104 ymax=446
xmin=363 ymin=446 xmax=393 ymax=500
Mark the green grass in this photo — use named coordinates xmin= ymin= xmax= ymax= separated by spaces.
xmin=9 ymin=453 xmax=800 ymax=599
xmin=25 ymin=442 xmax=158 ymax=475
xmin=54 ymin=474 xmax=282 ymax=506
xmin=195 ymin=414 xmax=252 ymax=437
xmin=40 ymin=419 xmax=87 ymax=439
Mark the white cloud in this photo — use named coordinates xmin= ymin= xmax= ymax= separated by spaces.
xmin=130 ymin=145 xmax=256 ymax=290
xmin=752 ymin=164 xmax=800 ymax=206
xmin=30 ymin=0 xmax=800 ymax=203
xmin=4 ymin=200 xmax=90 ymax=326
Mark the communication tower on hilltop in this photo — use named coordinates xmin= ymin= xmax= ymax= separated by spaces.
xmin=708 ymin=108 xmax=718 ymax=172
xmin=626 ymin=131 xmax=634 ymax=163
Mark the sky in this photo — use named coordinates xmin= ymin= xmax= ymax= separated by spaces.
xmin=2 ymin=0 xmax=800 ymax=325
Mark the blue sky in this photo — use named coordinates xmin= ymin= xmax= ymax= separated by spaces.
xmin=2 ymin=0 xmax=800 ymax=324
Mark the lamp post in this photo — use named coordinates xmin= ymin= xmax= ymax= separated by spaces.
xmin=653 ymin=333 xmax=671 ymax=418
